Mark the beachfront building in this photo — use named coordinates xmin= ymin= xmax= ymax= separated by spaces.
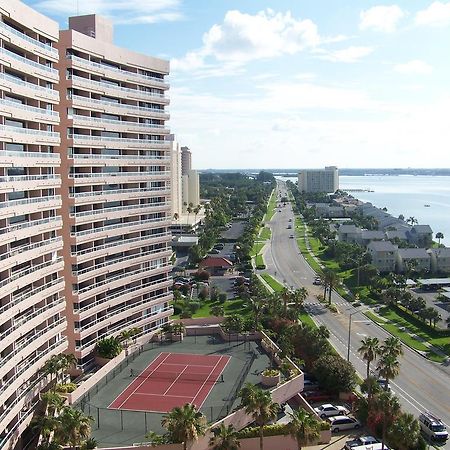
xmin=429 ymin=248 xmax=450 ymax=274
xmin=181 ymin=145 xmax=191 ymax=176
xmin=367 ymin=241 xmax=398 ymax=273
xmin=182 ymin=169 xmax=200 ymax=212
xmin=168 ymin=134 xmax=182 ymax=220
xmin=57 ymin=14 xmax=173 ymax=369
xmin=408 ymin=225 xmax=433 ymax=248
xmin=0 ymin=1 xmax=67 ymax=447
xmin=396 ymin=248 xmax=431 ymax=274
xmin=298 ymin=166 xmax=339 ymax=193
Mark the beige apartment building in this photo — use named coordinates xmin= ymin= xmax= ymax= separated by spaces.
xmin=298 ymin=166 xmax=339 ymax=193
xmin=0 ymin=1 xmax=67 ymax=448
xmin=0 ymin=1 xmax=173 ymax=447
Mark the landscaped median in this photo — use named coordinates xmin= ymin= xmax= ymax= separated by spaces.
xmin=263 ymin=190 xmax=277 ymax=222
xmin=294 ymin=216 xmax=323 ymax=274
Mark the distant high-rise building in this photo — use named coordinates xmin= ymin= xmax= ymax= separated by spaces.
xmin=168 ymin=135 xmax=182 ymax=219
xmin=182 ymin=169 xmax=200 ymax=211
xmin=298 ymin=166 xmax=339 ymax=193
xmin=181 ymin=146 xmax=191 ymax=175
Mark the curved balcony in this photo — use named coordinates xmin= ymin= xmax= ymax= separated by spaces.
xmin=0 ymin=21 xmax=58 ymax=60
xmin=0 ymin=174 xmax=61 ymax=192
xmin=70 ymin=152 xmax=170 ymax=167
xmin=0 ymin=149 xmax=60 ymax=168
xmin=69 ymin=133 xmax=169 ymax=150
xmin=69 ymin=75 xmax=169 ymax=104
xmin=0 ymin=98 xmax=59 ymax=124
xmin=0 ymin=257 xmax=64 ymax=299
xmin=72 ymin=114 xmax=169 ymax=134
xmin=0 ymin=124 xmax=60 ymax=145
xmin=0 ymin=195 xmax=61 ymax=219
xmin=0 ymin=73 xmax=59 ymax=103
xmin=70 ymin=187 xmax=169 ymax=205
xmin=0 ymin=217 xmax=62 ymax=246
xmin=68 ymin=171 xmax=169 ymax=185
xmin=70 ymin=217 xmax=170 ymax=243
xmin=67 ymin=55 xmax=168 ymax=89
xmin=0 ymin=48 xmax=58 ymax=82
xmin=70 ymin=95 xmax=169 ymax=120
xmin=0 ymin=277 xmax=64 ymax=325
xmin=0 ymin=236 xmax=63 ymax=272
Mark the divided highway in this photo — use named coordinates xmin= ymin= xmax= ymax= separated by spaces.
xmin=263 ymin=181 xmax=450 ymax=448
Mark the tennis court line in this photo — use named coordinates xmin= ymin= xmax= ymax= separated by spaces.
xmin=112 ymin=352 xmax=170 ymax=409
xmin=162 ymin=365 xmax=189 ymax=395
xmin=191 ymin=355 xmax=226 ymax=406
xmin=132 ymin=392 xmax=195 ymax=399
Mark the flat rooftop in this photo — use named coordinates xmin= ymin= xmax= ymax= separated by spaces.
xmin=74 ymin=335 xmax=271 ymax=448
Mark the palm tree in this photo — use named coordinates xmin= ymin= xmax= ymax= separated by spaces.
xmin=381 ymin=337 xmax=403 ymax=359
xmin=435 ymin=232 xmax=444 ymax=246
xmin=55 ymin=407 xmax=93 ymax=450
xmin=40 ymin=356 xmax=60 ymax=388
xmin=317 ymin=325 xmax=330 ymax=339
xmin=58 ymin=354 xmax=78 ymax=383
xmin=292 ymin=288 xmax=308 ymax=313
xmin=161 ymin=403 xmax=207 ymax=450
xmin=286 ymin=408 xmax=321 ymax=450
xmin=239 ymin=386 xmax=279 ymax=450
xmin=32 ymin=415 xmax=61 ymax=447
xmin=358 ymin=337 xmax=380 ymax=387
xmin=323 ymin=269 xmax=339 ymax=305
xmin=41 ymin=391 xmax=65 ymax=416
xmin=388 ymin=412 xmax=420 ymax=450
xmin=281 ymin=287 xmax=292 ymax=316
xmin=407 ymin=216 xmax=418 ymax=226
xmin=374 ymin=391 xmax=401 ymax=450
xmin=209 ymin=423 xmax=240 ymax=450
xmin=193 ymin=204 xmax=202 ymax=224
xmin=376 ymin=354 xmax=400 ymax=391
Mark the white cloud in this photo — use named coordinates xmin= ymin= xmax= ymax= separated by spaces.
xmin=172 ymin=9 xmax=321 ymax=71
xmin=33 ymin=0 xmax=182 ymax=24
xmin=415 ymin=1 xmax=450 ymax=27
xmin=394 ymin=60 xmax=433 ymax=74
xmin=360 ymin=5 xmax=405 ymax=32
xmin=316 ymin=46 xmax=374 ymax=63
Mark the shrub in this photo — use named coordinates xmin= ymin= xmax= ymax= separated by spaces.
xmin=198 ymin=287 xmax=209 ymax=300
xmin=55 ymin=382 xmax=78 ymax=393
xmin=218 ymin=292 xmax=227 ymax=303
xmin=262 ymin=369 xmax=280 ymax=377
xmin=256 ymin=264 xmax=266 ymax=270
xmin=189 ymin=301 xmax=201 ymax=313
xmin=95 ymin=336 xmax=123 ymax=359
xmin=313 ymin=354 xmax=357 ymax=394
xmin=194 ymin=270 xmax=210 ymax=281
xmin=180 ymin=309 xmax=192 ymax=319
xmin=210 ymin=287 xmax=219 ymax=301
xmin=173 ymin=304 xmax=182 ymax=315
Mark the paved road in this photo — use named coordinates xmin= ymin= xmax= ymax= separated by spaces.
xmin=264 ymin=181 xmax=450 ymax=448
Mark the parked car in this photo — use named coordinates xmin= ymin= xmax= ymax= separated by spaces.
xmin=313 ymin=277 xmax=322 ymax=285
xmin=314 ymin=403 xmax=348 ymax=418
xmin=289 ymin=235 xmax=294 ymax=239
xmin=419 ymin=412 xmax=448 ymax=442
xmin=214 ymin=243 xmax=224 ymax=250
xmin=303 ymin=379 xmax=320 ymax=391
xmin=209 ymin=249 xmax=220 ymax=254
xmin=287 ymin=225 xmax=292 ymax=229
xmin=328 ymin=416 xmax=360 ymax=433
xmin=344 ymin=436 xmax=379 ymax=450
xmin=302 ymin=390 xmax=331 ymax=403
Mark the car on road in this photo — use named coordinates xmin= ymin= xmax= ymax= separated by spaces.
xmin=313 ymin=277 xmax=322 ymax=285
xmin=289 ymin=235 xmax=294 ymax=239
xmin=352 ymin=301 xmax=362 ymax=307
xmin=344 ymin=436 xmax=379 ymax=449
xmin=314 ymin=403 xmax=348 ymax=418
xmin=302 ymin=390 xmax=331 ymax=403
xmin=328 ymin=416 xmax=360 ymax=433
xmin=287 ymin=225 xmax=292 ymax=229
xmin=419 ymin=412 xmax=448 ymax=442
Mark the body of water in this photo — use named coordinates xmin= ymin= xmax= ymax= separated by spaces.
xmin=277 ymin=175 xmax=450 ymax=246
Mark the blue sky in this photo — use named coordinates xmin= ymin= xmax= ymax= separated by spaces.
xmin=28 ymin=0 xmax=450 ymax=169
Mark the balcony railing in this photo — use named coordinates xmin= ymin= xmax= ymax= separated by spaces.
xmin=70 ymin=94 xmax=168 ymax=116
xmin=0 ymin=21 xmax=58 ymax=55
xmin=0 ymin=73 xmax=59 ymax=98
xmin=0 ymin=337 xmax=67 ymax=397
xmin=0 ymin=124 xmax=59 ymax=139
xmin=0 ymin=174 xmax=61 ymax=184
xmin=72 ymin=114 xmax=167 ymax=129
xmin=67 ymin=55 xmax=167 ymax=85
xmin=0 ymin=47 xmax=58 ymax=75
xmin=70 ymin=153 xmax=169 ymax=162
xmin=69 ymin=133 xmax=168 ymax=146
xmin=0 ymin=98 xmax=59 ymax=117
xmin=70 ymin=217 xmax=169 ymax=238
xmin=0 ymin=195 xmax=61 ymax=210
xmin=0 ymin=236 xmax=62 ymax=263
xmin=69 ymin=172 xmax=168 ymax=180
xmin=70 ymin=202 xmax=168 ymax=220
xmin=0 ymin=216 xmax=61 ymax=237
xmin=0 ymin=150 xmax=60 ymax=159
xmin=69 ymin=186 xmax=167 ymax=199
xmin=75 ymin=281 xmax=170 ymax=315
xmin=70 ymin=75 xmax=167 ymax=99
xmin=72 ymin=232 xmax=169 ymax=256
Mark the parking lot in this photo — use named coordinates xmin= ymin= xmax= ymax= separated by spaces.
xmin=410 ymin=288 xmax=450 ymax=328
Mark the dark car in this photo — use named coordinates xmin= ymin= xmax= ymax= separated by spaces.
xmin=302 ymin=390 xmax=332 ymax=403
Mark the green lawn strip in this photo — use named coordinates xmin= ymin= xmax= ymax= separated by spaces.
xmin=364 ymin=310 xmax=446 ymax=363
xmin=259 ymin=227 xmax=272 ymax=241
xmin=251 ymin=241 xmax=265 ymax=258
xmin=263 ymin=191 xmax=277 ymax=222
xmin=174 ymin=297 xmax=251 ymax=320
xmin=255 ymin=253 xmax=265 ymax=268
xmin=299 ymin=311 xmax=317 ymax=329
xmin=260 ymin=273 xmax=284 ymax=292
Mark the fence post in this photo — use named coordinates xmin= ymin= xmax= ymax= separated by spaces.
xmin=120 ymin=410 xmax=123 ymax=431
xmin=97 ymin=407 xmax=100 ymax=429
xmin=145 ymin=412 xmax=148 ymax=432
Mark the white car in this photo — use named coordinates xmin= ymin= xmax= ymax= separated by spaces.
xmin=314 ymin=403 xmax=348 ymax=418
xmin=328 ymin=416 xmax=360 ymax=433
xmin=344 ymin=436 xmax=379 ymax=450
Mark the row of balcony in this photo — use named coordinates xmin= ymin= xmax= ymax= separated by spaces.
xmin=0 ymin=98 xmax=59 ymax=124
xmin=0 ymin=174 xmax=61 ymax=192
xmin=67 ymin=54 xmax=168 ymax=88
xmin=70 ymin=95 xmax=169 ymax=120
xmin=0 ymin=72 xmax=59 ymax=102
xmin=0 ymin=124 xmax=60 ymax=145
xmin=0 ymin=150 xmax=61 ymax=168
xmin=68 ymin=133 xmax=169 ymax=149
xmin=0 ymin=217 xmax=62 ymax=245
xmin=0 ymin=47 xmax=58 ymax=82
xmin=69 ymin=75 xmax=169 ymax=104
xmin=70 ymin=153 xmax=170 ymax=169
xmin=72 ymin=114 xmax=169 ymax=134
xmin=0 ymin=21 xmax=58 ymax=58
xmin=0 ymin=195 xmax=61 ymax=220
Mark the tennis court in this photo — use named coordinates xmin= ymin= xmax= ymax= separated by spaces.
xmin=109 ymin=352 xmax=230 ymax=413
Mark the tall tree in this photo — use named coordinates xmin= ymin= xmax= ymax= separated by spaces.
xmin=358 ymin=337 xmax=380 ymax=398
xmin=380 ymin=337 xmax=403 ymax=359
xmin=239 ymin=386 xmax=279 ymax=450
xmin=209 ymin=423 xmax=241 ymax=450
xmin=286 ymin=408 xmax=321 ymax=450
xmin=388 ymin=412 xmax=420 ymax=450
xmin=161 ymin=404 xmax=207 ymax=450
xmin=435 ymin=232 xmax=444 ymax=246
xmin=54 ymin=407 xmax=93 ymax=450
xmin=376 ymin=354 xmax=400 ymax=391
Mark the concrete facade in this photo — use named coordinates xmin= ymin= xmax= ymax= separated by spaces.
xmin=182 ymin=169 xmax=200 ymax=212
xmin=0 ymin=1 xmax=67 ymax=448
xmin=298 ymin=166 xmax=339 ymax=193
xmin=168 ymin=135 xmax=182 ymax=220
xmin=180 ymin=145 xmax=191 ymax=176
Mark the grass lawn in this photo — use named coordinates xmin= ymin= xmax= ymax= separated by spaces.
xmin=261 ymin=273 xmax=284 ymax=292
xmin=264 ymin=190 xmax=277 ymax=222
xmin=299 ymin=311 xmax=317 ymax=329
xmin=364 ymin=309 xmax=447 ymax=363
xmin=173 ymin=297 xmax=251 ymax=320
xmin=259 ymin=227 xmax=272 ymax=241
xmin=251 ymin=241 xmax=265 ymax=258
xmin=255 ymin=253 xmax=265 ymax=268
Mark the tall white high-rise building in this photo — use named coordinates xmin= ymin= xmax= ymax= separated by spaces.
xmin=297 ymin=166 xmax=339 ymax=193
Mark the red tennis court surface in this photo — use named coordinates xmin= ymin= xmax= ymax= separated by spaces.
xmin=109 ymin=352 xmax=230 ymax=413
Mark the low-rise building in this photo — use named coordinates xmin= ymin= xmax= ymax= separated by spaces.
xmin=360 ymin=230 xmax=385 ymax=246
xmin=337 ymin=224 xmax=361 ymax=243
xmin=429 ymin=248 xmax=450 ymax=274
xmin=396 ymin=248 xmax=431 ymax=273
xmin=408 ymin=225 xmax=433 ymax=248
xmin=367 ymin=241 xmax=398 ymax=273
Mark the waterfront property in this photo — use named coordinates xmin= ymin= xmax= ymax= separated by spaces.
xmin=297 ymin=166 xmax=339 ymax=193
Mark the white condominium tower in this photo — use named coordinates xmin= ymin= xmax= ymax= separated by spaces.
xmin=298 ymin=166 xmax=339 ymax=193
